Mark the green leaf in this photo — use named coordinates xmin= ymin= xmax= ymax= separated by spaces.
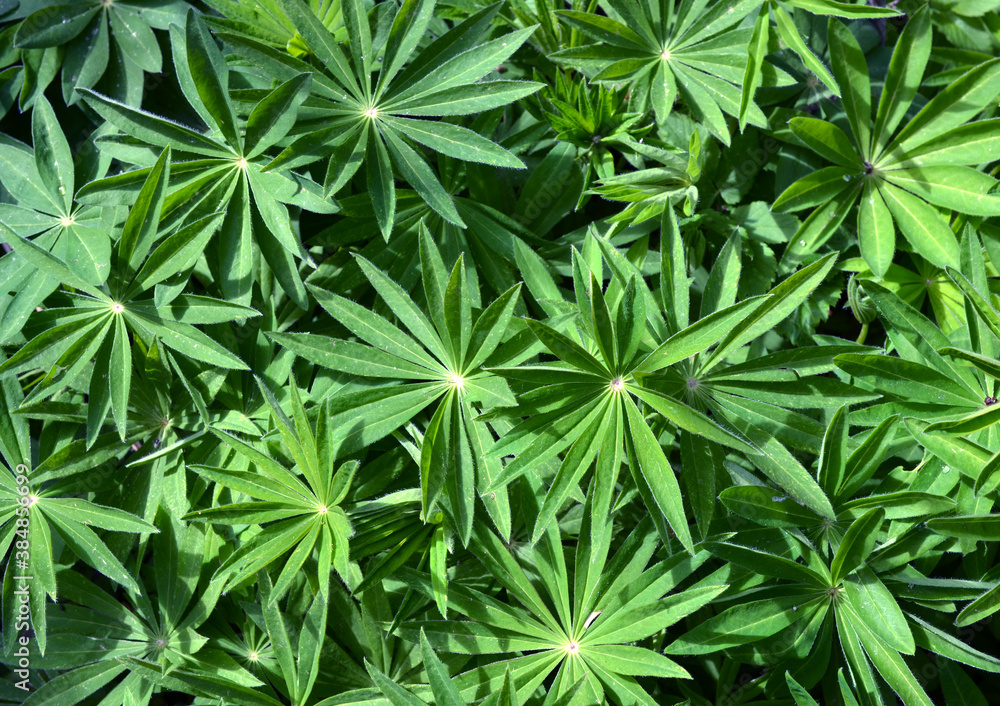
xmin=719 ymin=485 xmax=822 ymax=528
xmin=580 ymin=645 xmax=688 ymax=678
xmin=630 ymin=386 xmax=755 ymax=453
xmin=109 ymin=314 xmax=131 ymax=441
xmin=700 ymin=230 xmax=742 ymax=318
xmin=381 ymin=124 xmax=465 ymax=228
xmin=214 ymin=518 xmax=315 ymax=589
xmin=926 ymin=514 xmax=1000 ymax=541
xmin=817 ymin=405 xmax=848 ymax=497
xmin=831 ymin=508 xmax=884 ymax=583
xmin=0 ymin=224 xmax=104 ymax=298
xmin=420 ymin=629 xmax=463 ymax=706
xmin=773 ymin=4 xmax=839 ymax=96
xmin=835 ymin=353 xmax=977 ymax=406
xmin=957 ymin=581 xmax=1000 ymax=627
xmin=906 ymin=419 xmax=992 ymax=480
xmin=872 ymin=5 xmax=931 ymax=154
xmin=786 ymin=0 xmax=901 ymax=16
xmin=324 ymin=124 xmax=368 ymax=197
xmin=885 ymin=166 xmax=1000 ymax=217
xmin=844 ymin=602 xmax=933 ymax=706
xmin=245 ymin=73 xmax=312 ymax=158
xmin=391 ymin=80 xmax=544 ymax=117
xmin=117 ymin=145 xmax=171 ymax=286
xmin=976 ymin=448 xmax=1000 ymax=497
xmin=465 ymin=284 xmax=521 ymax=375
xmin=126 ymin=310 xmax=250 ymax=370
xmin=268 ymin=333 xmax=437 ymax=379
xmin=888 ymin=119 xmax=1000 ymax=168
xmin=78 ymin=88 xmax=231 ymax=158
xmin=623 ymin=395 xmax=694 ymax=554
xmin=14 ymin=4 xmax=99 ymax=48
xmin=121 ymin=657 xmax=282 ymax=706
xmin=275 ymin=0 xmax=360 ymax=99
xmin=443 ymin=256 xmax=472 ymax=372
xmin=310 ymin=283 xmax=444 ymax=373
xmin=18 ymin=662 xmax=125 ymax=706
xmin=785 ymin=673 xmax=819 ymax=706
xmin=109 ymin=7 xmax=161 ymax=73
xmin=555 ymin=10 xmax=646 ymax=48
xmin=586 ymin=584 xmax=728 ymax=646
xmin=127 ymin=212 xmax=224 ymax=297
xmin=430 ymin=524 xmax=449 ymax=619
xmin=386 ymin=117 xmax=524 ymax=169
xmin=366 ymin=659 xmax=427 ymax=706
xmin=704 ymin=253 xmax=837 ymax=371
xmin=845 ymin=567 xmax=914 ymax=654
xmin=889 ymin=58 xmax=1000 ymax=157
xmin=524 ymin=318 xmax=609 ymax=377
xmin=772 ymin=167 xmax=855 ymax=213
xmin=532 ymin=400 xmax=612 ymax=546
xmin=379 ymin=0 xmax=436 ymax=91
xmin=790 ymin=117 xmax=861 ymax=168
xmin=666 ymin=594 xmax=818 ymax=655
xmin=671 ymin=62 xmax=731 ymax=146
xmin=707 ymin=541 xmax=828 ymax=587
xmin=910 ymin=613 xmax=1000 ymax=673
xmin=296 ymin=589 xmax=329 ymax=701
xmin=858 ymin=181 xmax=895 ymax=276
xmin=940 ymin=662 xmax=989 ymax=706
xmin=949 ymin=266 xmax=1000 ymax=345
xmin=659 ymin=206 xmax=689 ymax=334
xmin=635 ymin=296 xmax=768 ymax=374
xmin=388 ymin=26 xmax=539 ymax=105
xmin=364 ymin=129 xmax=398 ymax=239
xmin=43 ymin=499 xmax=157 ymax=533
xmin=185 ymin=10 xmax=240 ymax=148
xmin=827 ymin=18 xmax=871 ymax=157
xmin=31 ymin=96 xmax=74 ymax=212
xmin=739 ymin=3 xmax=769 ymax=133
xmin=44 ymin=511 xmax=140 ymax=593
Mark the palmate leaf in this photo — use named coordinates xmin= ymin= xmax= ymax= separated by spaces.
xmin=754 ymin=0 xmax=899 ymax=110
xmin=841 ymin=249 xmax=1000 ymax=442
xmin=775 ymin=6 xmax=1000 ymax=275
xmin=12 ymin=0 xmax=184 ymax=106
xmin=221 ymin=0 xmax=542 ymax=238
xmin=397 ymin=507 xmax=721 ymax=706
xmin=490 ymin=218 xmax=851 ymax=552
xmin=29 ymin=516 xmax=230 ymax=695
xmin=690 ymin=524 xmax=930 ymax=702
xmin=646 ymin=249 xmax=847 ymax=520
xmin=184 ymin=380 xmax=355 ymax=601
xmin=707 ymin=415 xmax=989 ymax=706
xmin=0 ymin=126 xmax=113 ymax=342
xmin=0 ymin=149 xmax=254 ymax=444
xmin=269 ymin=226 xmax=517 ymax=544
xmin=486 ymin=256 xmax=758 ymax=552
xmin=0 ymin=451 xmax=156 ymax=649
xmin=551 ymin=0 xmax=796 ymax=144
xmin=77 ymin=10 xmax=333 ymax=306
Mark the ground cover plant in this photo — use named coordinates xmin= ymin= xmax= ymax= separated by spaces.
xmin=1 ymin=0 xmax=1000 ymax=704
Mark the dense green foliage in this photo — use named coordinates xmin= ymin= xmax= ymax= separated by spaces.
xmin=1 ymin=0 xmax=1000 ymax=704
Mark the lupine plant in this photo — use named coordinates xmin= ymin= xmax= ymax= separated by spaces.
xmin=2 ymin=1 xmax=1000 ymax=705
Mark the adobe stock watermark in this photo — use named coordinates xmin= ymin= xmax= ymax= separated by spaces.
xmin=9 ymin=463 xmax=35 ymax=693
xmin=514 ymin=163 xmax=579 ymax=230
